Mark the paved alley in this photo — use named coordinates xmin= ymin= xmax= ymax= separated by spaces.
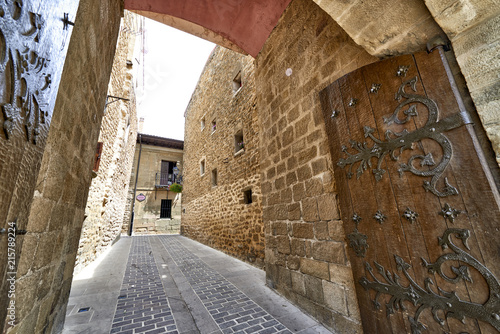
xmin=63 ymin=235 xmax=332 ymax=334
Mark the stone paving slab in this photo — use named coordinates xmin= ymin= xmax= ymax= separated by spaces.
xmin=63 ymin=235 xmax=332 ymax=334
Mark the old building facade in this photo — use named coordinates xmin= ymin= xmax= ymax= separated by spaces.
xmin=73 ymin=11 xmax=139 ymax=275
xmin=122 ymin=134 xmax=184 ymax=235
xmin=1 ymin=0 xmax=499 ymax=333
xmin=183 ymin=46 xmax=264 ymax=267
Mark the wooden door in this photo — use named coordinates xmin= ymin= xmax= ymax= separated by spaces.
xmin=0 ymin=0 xmax=79 ymax=329
xmin=320 ymin=50 xmax=500 ymax=334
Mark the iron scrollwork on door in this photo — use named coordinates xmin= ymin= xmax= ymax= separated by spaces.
xmin=348 ymin=213 xmax=369 ymax=257
xmin=359 ymin=228 xmax=500 ymax=334
xmin=0 ymin=0 xmax=52 ymax=144
xmin=337 ymin=76 xmax=470 ymax=197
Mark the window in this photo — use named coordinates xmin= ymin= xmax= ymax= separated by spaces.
xmin=201 ymin=117 xmax=205 ymax=130
xmin=211 ymin=120 xmax=216 ymax=133
xmin=211 ymin=169 xmax=218 ymax=187
xmin=160 ymin=199 xmax=172 ymax=218
xmin=160 ymin=160 xmax=175 ymax=186
xmin=200 ymin=159 xmax=205 ymax=176
xmin=232 ymin=71 xmax=242 ymax=93
xmin=234 ymin=130 xmax=244 ymax=153
xmin=243 ymin=189 xmax=253 ymax=204
xmin=93 ymin=142 xmax=103 ymax=172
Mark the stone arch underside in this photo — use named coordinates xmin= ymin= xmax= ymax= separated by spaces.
xmin=124 ymin=0 xmax=292 ymax=57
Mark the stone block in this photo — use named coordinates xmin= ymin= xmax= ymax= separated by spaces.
xmin=296 ymin=164 xmax=312 ymax=182
xmin=272 ymin=221 xmax=289 ymax=236
xmin=322 ymin=280 xmax=347 ymax=315
xmin=297 ymin=145 xmax=317 ymax=165
xmin=305 ymin=275 xmax=325 ymax=304
xmin=302 ymin=197 xmax=319 ymax=222
xmin=291 ymin=270 xmax=306 ymax=295
xmin=328 ymin=220 xmax=346 ymax=240
xmin=288 ymin=202 xmax=301 ymax=220
xmin=286 ymin=171 xmax=298 ymax=186
xmin=300 ymin=258 xmax=330 ymax=280
xmin=277 ymin=235 xmax=291 ymax=254
xmin=275 ymin=176 xmax=286 ymax=190
xmin=305 ymin=177 xmax=323 ymax=197
xmin=329 ymin=263 xmax=356 ymax=287
xmin=291 ymin=238 xmax=306 ymax=257
xmin=292 ymin=182 xmax=306 ymax=202
xmin=312 ymin=241 xmax=346 ymax=263
xmin=311 ymin=157 xmax=327 ymax=174
xmin=274 ymin=204 xmax=288 ymax=220
xmin=287 ymin=255 xmax=301 ymax=270
xmin=278 ymin=266 xmax=292 ymax=289
xmin=317 ymin=193 xmax=340 ymax=220
xmin=314 ymin=221 xmax=329 ymax=240
xmin=292 ymin=221 xmax=314 ymax=239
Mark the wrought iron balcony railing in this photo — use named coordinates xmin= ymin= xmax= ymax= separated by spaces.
xmin=155 ymin=172 xmax=182 ymax=188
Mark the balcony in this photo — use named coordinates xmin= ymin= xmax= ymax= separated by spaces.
xmin=155 ymin=172 xmax=182 ymax=189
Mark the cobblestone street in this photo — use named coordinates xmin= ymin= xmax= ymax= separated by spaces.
xmin=63 ymin=236 xmax=331 ymax=334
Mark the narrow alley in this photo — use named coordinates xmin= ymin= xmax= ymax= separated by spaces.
xmin=63 ymin=235 xmax=331 ymax=334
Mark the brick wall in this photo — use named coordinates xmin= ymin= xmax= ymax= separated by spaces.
xmin=182 ymin=46 xmax=264 ymax=267
xmin=254 ymin=0 xmax=377 ymax=331
xmin=74 ymin=11 xmax=138 ymax=275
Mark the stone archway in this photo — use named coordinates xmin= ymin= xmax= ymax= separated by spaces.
xmin=124 ymin=0 xmax=292 ymax=57
xmin=2 ymin=0 xmax=499 ymax=333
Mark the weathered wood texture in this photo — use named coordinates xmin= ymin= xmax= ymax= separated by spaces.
xmin=320 ymin=50 xmax=500 ymax=334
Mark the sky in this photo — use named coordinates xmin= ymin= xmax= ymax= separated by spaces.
xmin=134 ymin=18 xmax=215 ymax=140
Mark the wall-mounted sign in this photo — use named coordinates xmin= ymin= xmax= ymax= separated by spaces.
xmin=136 ymin=193 xmax=146 ymax=202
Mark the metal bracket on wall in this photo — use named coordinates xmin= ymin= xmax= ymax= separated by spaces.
xmin=104 ymin=95 xmax=130 ymax=115
xmin=426 ymin=35 xmax=451 ymax=53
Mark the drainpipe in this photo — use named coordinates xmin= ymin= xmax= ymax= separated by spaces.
xmin=129 ymin=133 xmax=142 ymax=236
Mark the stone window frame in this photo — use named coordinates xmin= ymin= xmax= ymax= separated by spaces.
xmin=211 ymin=119 xmax=217 ymax=133
xmin=232 ymin=69 xmax=242 ymax=95
xmin=200 ymin=158 xmax=206 ymax=176
xmin=200 ymin=116 xmax=206 ymax=131
xmin=243 ymin=188 xmax=253 ymax=204
xmin=211 ymin=168 xmax=218 ymax=187
xmin=234 ymin=129 xmax=244 ymax=155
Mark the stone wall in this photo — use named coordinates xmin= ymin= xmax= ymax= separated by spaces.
xmin=254 ymin=0 xmax=377 ymax=331
xmin=5 ymin=0 xmax=122 ymax=332
xmin=73 ymin=11 xmax=138 ymax=275
xmin=425 ymin=0 xmax=500 ymax=165
xmin=182 ymin=46 xmax=264 ymax=268
xmin=122 ymin=140 xmax=184 ymax=235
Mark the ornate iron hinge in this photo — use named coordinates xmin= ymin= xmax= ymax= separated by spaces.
xmin=337 ymin=76 xmax=466 ymax=197
xmin=359 ymin=228 xmax=500 ymax=333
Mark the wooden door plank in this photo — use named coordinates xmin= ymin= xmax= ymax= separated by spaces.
xmin=360 ymin=55 xmax=449 ymax=334
xmin=337 ymin=69 xmax=408 ymax=334
xmin=415 ymin=50 xmax=500 ymax=333
xmin=321 ymin=81 xmax=384 ymax=334
xmin=400 ymin=53 xmax=480 ymax=334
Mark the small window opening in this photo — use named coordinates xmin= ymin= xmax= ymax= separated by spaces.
xmin=232 ymin=71 xmax=242 ymax=93
xmin=182 ymin=208 xmax=186 ymax=214
xmin=234 ymin=130 xmax=244 ymax=153
xmin=201 ymin=117 xmax=205 ymax=130
xmin=211 ymin=120 xmax=216 ymax=133
xmin=243 ymin=189 xmax=253 ymax=204
xmin=211 ymin=169 xmax=218 ymax=187
xmin=200 ymin=159 xmax=205 ymax=175
xmin=93 ymin=142 xmax=103 ymax=172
